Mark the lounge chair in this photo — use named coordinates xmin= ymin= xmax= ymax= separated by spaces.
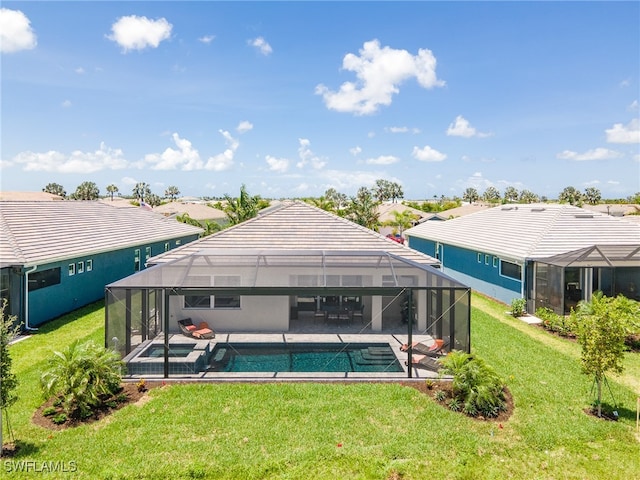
xmin=178 ymin=318 xmax=215 ymax=339
xmin=400 ymin=338 xmax=449 ymax=357
xmin=406 ymin=354 xmax=442 ymax=372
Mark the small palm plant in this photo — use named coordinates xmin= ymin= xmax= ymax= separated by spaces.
xmin=438 ymin=350 xmax=507 ymax=418
xmin=41 ymin=340 xmax=124 ymax=419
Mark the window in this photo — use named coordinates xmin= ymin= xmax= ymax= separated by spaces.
xmin=175 ymin=240 xmax=181 ymax=246
xmin=214 ymin=295 xmax=240 ymax=308
xmin=68 ymin=264 xmax=75 ymax=276
xmin=29 ymin=267 xmax=61 ymax=291
xmin=485 ymin=255 xmax=490 ymax=265
xmin=500 ymin=260 xmax=522 ymax=280
xmin=77 ymin=261 xmax=84 ymax=274
xmin=477 ymin=253 xmax=482 ymax=263
xmin=134 ymin=249 xmax=141 ymax=272
xmin=493 ymin=257 xmax=499 ymax=268
xmin=86 ymin=259 xmax=93 ymax=272
xmin=164 ymin=242 xmax=170 ymax=252
xmin=184 ymin=295 xmax=211 ymax=309
xmin=214 ymin=275 xmax=240 ymax=309
xmin=145 ymin=246 xmax=152 ymax=262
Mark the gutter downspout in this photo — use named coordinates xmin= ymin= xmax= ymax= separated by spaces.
xmin=23 ymin=265 xmax=38 ymax=331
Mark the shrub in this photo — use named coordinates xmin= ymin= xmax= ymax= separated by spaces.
xmin=510 ymin=298 xmax=527 ymax=317
xmin=536 ymin=307 xmax=578 ymax=337
xmin=40 ymin=340 xmax=124 ymax=418
xmin=42 ymin=406 xmax=58 ymax=417
xmin=52 ymin=413 xmax=68 ymax=425
xmin=439 ymin=350 xmax=507 ymax=418
xmin=434 ymin=390 xmax=447 ymax=402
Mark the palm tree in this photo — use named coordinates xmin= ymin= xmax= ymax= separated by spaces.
xmin=519 ymin=189 xmax=539 ymax=204
xmin=165 ymin=186 xmax=180 ymax=201
xmin=40 ymin=340 xmax=123 ymax=418
xmin=71 ymin=181 xmax=100 ymax=200
xmin=503 ymin=186 xmax=519 ymax=203
xmin=106 ymin=184 xmax=119 ymax=201
xmin=583 ymin=187 xmax=601 ymax=205
xmin=347 ymin=187 xmax=381 ymax=230
xmin=462 ymin=187 xmax=479 ymax=204
xmin=222 ymin=184 xmax=265 ymax=225
xmin=559 ymin=186 xmax=582 ymax=205
xmin=132 ymin=182 xmax=151 ymax=203
xmin=145 ymin=193 xmax=162 ymax=208
xmin=482 ymin=186 xmax=501 ymax=204
xmin=383 ymin=209 xmax=419 ymax=237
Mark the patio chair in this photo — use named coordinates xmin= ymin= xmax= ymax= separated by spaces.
xmin=178 ymin=318 xmax=215 ymax=339
xmin=400 ymin=338 xmax=449 ymax=357
xmin=406 ymin=353 xmax=442 ymax=372
xmin=352 ymin=305 xmax=365 ymax=323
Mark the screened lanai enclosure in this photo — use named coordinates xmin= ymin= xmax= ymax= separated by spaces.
xmin=529 ymin=244 xmax=640 ymax=315
xmin=105 ymin=249 xmax=471 ymax=378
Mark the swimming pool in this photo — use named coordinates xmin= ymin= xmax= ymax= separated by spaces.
xmin=208 ymin=343 xmax=403 ymax=373
xmin=140 ymin=344 xmax=197 ymax=358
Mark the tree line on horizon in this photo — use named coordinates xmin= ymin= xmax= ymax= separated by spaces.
xmin=42 ymin=179 xmax=640 ymax=208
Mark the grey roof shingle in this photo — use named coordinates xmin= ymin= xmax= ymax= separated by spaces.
xmin=405 ymin=203 xmax=640 ymax=261
xmin=149 ymin=200 xmax=439 ymax=266
xmin=0 ymin=201 xmax=203 ymax=267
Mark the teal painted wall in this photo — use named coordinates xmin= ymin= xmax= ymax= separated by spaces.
xmin=24 ymin=235 xmax=199 ymax=327
xmin=407 ymin=234 xmax=522 ymax=300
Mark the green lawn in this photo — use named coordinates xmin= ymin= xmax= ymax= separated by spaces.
xmin=4 ymin=297 xmax=640 ymax=479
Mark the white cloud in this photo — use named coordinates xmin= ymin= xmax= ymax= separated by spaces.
xmin=412 ymin=145 xmax=447 ymax=162
xmin=205 ymin=130 xmax=239 ymax=171
xmin=556 ymin=147 xmax=622 ymax=161
xmin=349 ymin=146 xmax=362 ymax=156
xmin=199 ymin=35 xmax=215 ymax=44
xmin=12 ymin=142 xmax=128 ymax=173
xmin=315 ymin=39 xmax=445 ymax=115
xmin=237 ymin=120 xmax=253 ymax=133
xmin=249 ymin=36 xmax=272 ymax=56
xmin=61 ymin=99 xmax=72 ymax=108
xmin=75 ymin=67 xmax=85 ymax=74
xmin=605 ymin=118 xmax=640 ymax=144
xmin=385 ymin=126 xmax=420 ymax=134
xmin=144 ymin=133 xmax=202 ymax=170
xmin=446 ymin=115 xmax=491 ymax=138
xmin=620 ymin=78 xmax=631 ymax=88
xmin=365 ymin=155 xmax=399 ymax=165
xmin=297 ymin=138 xmax=326 ymax=169
xmin=107 ymin=15 xmax=172 ymax=53
xmin=0 ymin=8 xmax=37 ymax=53
xmin=266 ymin=155 xmax=289 ymax=173
xmin=628 ymin=100 xmax=638 ymax=112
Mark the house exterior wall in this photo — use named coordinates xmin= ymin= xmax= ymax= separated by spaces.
xmin=15 ymin=235 xmax=199 ymax=327
xmin=170 ymin=295 xmax=290 ymax=332
xmin=408 ymin=235 xmax=523 ymax=306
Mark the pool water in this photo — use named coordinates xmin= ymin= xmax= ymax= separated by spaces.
xmin=140 ymin=344 xmax=196 ymax=358
xmin=209 ymin=343 xmax=402 ymax=373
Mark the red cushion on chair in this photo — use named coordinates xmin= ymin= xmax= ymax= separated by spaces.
xmin=185 ymin=325 xmax=197 ymax=331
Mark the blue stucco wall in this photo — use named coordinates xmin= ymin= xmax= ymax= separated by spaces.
xmin=407 ymin=235 xmax=522 ymax=304
xmin=24 ymin=235 xmax=199 ymax=327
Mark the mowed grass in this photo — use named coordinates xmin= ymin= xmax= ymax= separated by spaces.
xmin=4 ymin=297 xmax=640 ymax=479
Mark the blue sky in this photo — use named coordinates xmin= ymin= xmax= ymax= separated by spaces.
xmin=1 ymin=1 xmax=639 ymax=200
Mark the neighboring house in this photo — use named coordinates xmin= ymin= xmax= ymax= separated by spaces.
xmin=153 ymin=201 xmax=226 ymax=221
xmin=376 ymin=202 xmax=440 ymax=239
xmin=105 ymin=201 xmax=471 ymax=360
xmin=405 ymin=203 xmax=640 ymax=315
xmin=0 ymin=200 xmax=203 ymax=328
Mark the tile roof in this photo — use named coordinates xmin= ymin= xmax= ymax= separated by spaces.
xmin=149 ymin=200 xmax=440 ymax=266
xmin=0 ymin=201 xmax=203 ymax=267
xmin=405 ymin=203 xmax=640 ymax=261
